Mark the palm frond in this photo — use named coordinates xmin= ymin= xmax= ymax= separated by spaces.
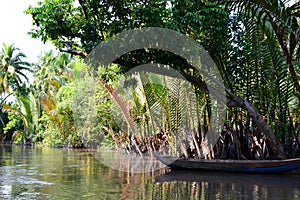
xmin=39 ymin=96 xmax=56 ymax=115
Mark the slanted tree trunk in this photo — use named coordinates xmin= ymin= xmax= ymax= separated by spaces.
xmin=226 ymin=92 xmax=286 ymax=159
xmin=187 ymin=75 xmax=286 ymax=159
xmin=142 ymin=69 xmax=287 ymax=159
xmin=99 ymin=79 xmax=143 ymax=156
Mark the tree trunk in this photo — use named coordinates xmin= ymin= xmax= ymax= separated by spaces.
xmin=226 ymin=92 xmax=286 ymax=159
xmin=288 ymin=63 xmax=300 ymax=96
xmin=139 ymin=69 xmax=287 ymax=159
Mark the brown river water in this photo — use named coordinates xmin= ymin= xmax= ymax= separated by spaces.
xmin=0 ymin=145 xmax=299 ymax=199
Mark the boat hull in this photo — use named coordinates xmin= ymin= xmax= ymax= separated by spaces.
xmin=153 ymin=153 xmax=300 ymax=173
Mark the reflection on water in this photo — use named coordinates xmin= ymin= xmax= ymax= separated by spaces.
xmin=155 ymin=170 xmax=300 ymax=199
xmin=0 ymin=145 xmax=299 ymax=199
xmin=93 ymin=150 xmax=166 ymax=173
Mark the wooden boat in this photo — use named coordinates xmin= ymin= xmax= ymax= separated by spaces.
xmin=153 ymin=152 xmax=300 ymax=173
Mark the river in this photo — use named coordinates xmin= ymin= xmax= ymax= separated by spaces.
xmin=0 ymin=145 xmax=299 ymax=199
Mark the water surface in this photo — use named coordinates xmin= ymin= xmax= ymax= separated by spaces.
xmin=0 ymin=145 xmax=299 ymax=199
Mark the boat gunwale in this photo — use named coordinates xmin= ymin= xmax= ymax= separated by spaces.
xmin=156 ymin=154 xmax=300 ymax=164
xmin=153 ymin=152 xmax=300 ymax=173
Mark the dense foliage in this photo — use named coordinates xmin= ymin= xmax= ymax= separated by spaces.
xmin=0 ymin=0 xmax=299 ymax=159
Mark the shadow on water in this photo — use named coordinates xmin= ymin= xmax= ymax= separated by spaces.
xmin=0 ymin=145 xmax=300 ymax=200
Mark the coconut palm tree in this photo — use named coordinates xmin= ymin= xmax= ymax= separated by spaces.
xmin=0 ymin=44 xmax=31 ymax=95
xmin=30 ymin=51 xmax=79 ymax=145
xmin=32 ymin=50 xmax=73 ymax=97
xmin=2 ymin=92 xmax=39 ymax=143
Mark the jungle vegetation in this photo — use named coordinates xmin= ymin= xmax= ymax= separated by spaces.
xmin=0 ymin=0 xmax=299 ymax=160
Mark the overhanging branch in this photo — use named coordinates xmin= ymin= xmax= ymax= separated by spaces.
xmin=59 ymin=48 xmax=88 ymax=57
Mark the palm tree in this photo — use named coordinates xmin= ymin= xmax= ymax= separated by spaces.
xmin=213 ymin=0 xmax=300 ymax=158
xmin=218 ymin=0 xmax=300 ymax=95
xmin=0 ymin=44 xmax=31 ymax=95
xmin=0 ymin=44 xmax=32 ymax=143
xmin=2 ymin=92 xmax=39 ymax=143
xmin=31 ymin=51 xmax=78 ymax=145
xmin=33 ymin=51 xmax=73 ymax=97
